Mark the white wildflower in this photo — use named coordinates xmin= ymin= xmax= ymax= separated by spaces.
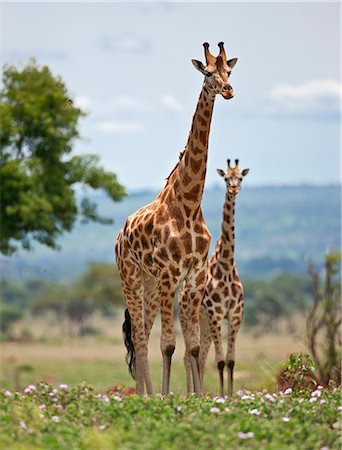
xmin=19 ymin=420 xmax=27 ymax=430
xmin=238 ymin=432 xmax=255 ymax=439
xmin=114 ymin=395 xmax=122 ymax=402
xmin=210 ymin=407 xmax=220 ymax=413
xmin=241 ymin=394 xmax=254 ymax=400
xmin=317 ymin=385 xmax=324 ymax=390
xmin=320 ymin=399 xmax=326 ymax=404
xmin=214 ymin=396 xmax=225 ymax=404
xmin=98 ymin=425 xmax=106 ymax=430
xmin=249 ymin=408 xmax=261 ymax=416
xmin=284 ymin=388 xmax=293 ymax=395
xmin=309 ymin=397 xmax=317 ymax=403
xmin=311 ymin=389 xmax=321 ymax=397
xmin=264 ymin=393 xmax=275 ymax=402
xmin=337 ymin=406 xmax=342 ymax=411
xmin=282 ymin=417 xmax=290 ymax=422
xmin=24 ymin=385 xmax=36 ymax=394
xmin=4 ymin=390 xmax=11 ymax=396
xmin=298 ymin=398 xmax=304 ymax=403
xmin=51 ymin=416 xmax=60 ymax=423
xmin=56 ymin=404 xmax=63 ymax=409
xmin=320 ymin=447 xmax=329 ymax=450
xmin=102 ymin=395 xmax=110 ymax=403
xmin=176 ymin=406 xmax=182 ymax=411
xmin=39 ymin=404 xmax=46 ymax=410
xmin=224 ymin=407 xmax=231 ymax=412
xmin=189 ymin=412 xmax=197 ymax=417
xmin=59 ymin=384 xmax=68 ymax=389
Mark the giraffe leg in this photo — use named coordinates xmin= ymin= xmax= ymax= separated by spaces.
xmin=179 ymin=282 xmax=192 ymax=394
xmin=180 ymin=266 xmax=207 ymax=396
xmin=159 ymin=279 xmax=177 ymax=395
xmin=116 ymin=245 xmax=153 ymax=395
xmin=208 ymin=312 xmax=225 ymax=397
xmin=198 ymin=309 xmax=212 ymax=393
xmin=143 ymin=275 xmax=160 ymax=395
xmin=226 ymin=297 xmax=243 ymax=397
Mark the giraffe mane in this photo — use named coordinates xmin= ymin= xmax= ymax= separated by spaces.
xmin=165 ymin=149 xmax=186 ymax=183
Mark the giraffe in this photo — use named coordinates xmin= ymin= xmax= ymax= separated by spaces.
xmin=115 ymin=42 xmax=238 ymax=396
xmin=183 ymin=159 xmax=249 ymax=397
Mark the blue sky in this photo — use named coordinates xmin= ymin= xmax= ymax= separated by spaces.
xmin=2 ymin=1 xmax=340 ymax=191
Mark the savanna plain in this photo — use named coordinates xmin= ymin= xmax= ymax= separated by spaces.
xmin=1 ymin=315 xmax=341 ymax=450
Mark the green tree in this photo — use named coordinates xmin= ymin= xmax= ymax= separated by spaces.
xmin=306 ymin=250 xmax=341 ymax=385
xmin=0 ymin=303 xmax=24 ymax=336
xmin=0 ymin=60 xmax=126 ymax=255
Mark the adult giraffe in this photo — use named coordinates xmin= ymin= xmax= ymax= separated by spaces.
xmin=115 ymin=42 xmax=238 ymax=395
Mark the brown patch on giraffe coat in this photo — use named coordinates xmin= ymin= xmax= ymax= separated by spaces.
xmin=199 ymin=130 xmax=207 ymax=146
xmin=192 ymin=146 xmax=202 ymax=156
xmin=144 ymin=218 xmax=153 ymax=235
xmin=169 ymin=239 xmax=181 ymax=263
xmin=190 ymin=157 xmax=202 ymax=174
xmin=221 ymin=262 xmax=229 ymax=271
xmin=196 ymin=236 xmax=209 ymax=254
xmin=215 ymin=266 xmax=223 ymax=279
xmin=215 ymin=306 xmax=223 ymax=314
xmin=180 ymin=232 xmax=192 ymax=254
xmin=231 ymin=283 xmax=239 ymax=297
xmin=195 ymin=271 xmax=205 ymax=286
xmin=203 ymin=109 xmax=210 ymax=118
xmin=169 ymin=264 xmax=180 ymax=278
xmin=184 ymin=183 xmax=201 ymax=202
xmin=141 ymin=235 xmax=149 ymax=250
xmin=182 ymin=172 xmax=192 ymax=186
xmin=183 ymin=205 xmax=192 ymax=217
xmin=212 ymin=293 xmax=221 ymax=303
xmin=232 ymin=268 xmax=239 ymax=281
xmin=156 ymin=247 xmax=168 ymax=261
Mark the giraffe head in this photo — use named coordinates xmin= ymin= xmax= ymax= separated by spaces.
xmin=192 ymin=42 xmax=238 ymax=100
xmin=217 ymin=159 xmax=249 ymax=196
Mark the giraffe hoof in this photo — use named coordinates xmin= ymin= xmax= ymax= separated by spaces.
xmin=190 ymin=345 xmax=200 ymax=358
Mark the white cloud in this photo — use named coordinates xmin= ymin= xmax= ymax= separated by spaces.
xmin=99 ymin=32 xmax=152 ymax=53
xmin=267 ymin=79 xmax=340 ymax=120
xmin=161 ymin=95 xmax=183 ymax=113
xmin=107 ymin=96 xmax=152 ymax=114
xmin=95 ymin=121 xmax=144 ymax=134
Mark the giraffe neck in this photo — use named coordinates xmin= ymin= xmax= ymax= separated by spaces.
xmin=165 ymin=84 xmax=216 ymax=210
xmin=217 ymin=192 xmax=236 ymax=263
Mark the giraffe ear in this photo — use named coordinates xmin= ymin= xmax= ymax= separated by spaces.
xmin=217 ymin=169 xmax=225 ymax=178
xmin=241 ymin=168 xmax=250 ymax=177
xmin=227 ymin=58 xmax=238 ymax=70
xmin=192 ymin=59 xmax=212 ymax=76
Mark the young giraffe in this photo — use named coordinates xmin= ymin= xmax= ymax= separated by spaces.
xmin=116 ymin=42 xmax=238 ymax=396
xmin=183 ymin=159 xmax=249 ymax=397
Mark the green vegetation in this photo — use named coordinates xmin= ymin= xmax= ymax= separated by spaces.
xmin=0 ymin=60 xmax=126 ymax=255
xmin=0 ymin=263 xmax=312 ymax=338
xmin=0 ymin=382 xmax=340 ymax=450
xmin=1 ymin=185 xmax=339 ymax=280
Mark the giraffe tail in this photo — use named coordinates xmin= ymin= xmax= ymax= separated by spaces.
xmin=122 ymin=308 xmax=136 ymax=380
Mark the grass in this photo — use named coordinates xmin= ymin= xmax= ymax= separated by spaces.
xmin=0 ymin=383 xmax=340 ymax=450
xmin=1 ymin=316 xmax=306 ymax=394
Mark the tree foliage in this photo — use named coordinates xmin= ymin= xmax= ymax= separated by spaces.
xmin=306 ymin=250 xmax=341 ymax=385
xmin=0 ymin=60 xmax=126 ymax=255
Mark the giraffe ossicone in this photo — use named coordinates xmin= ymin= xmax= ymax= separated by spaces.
xmin=115 ymin=42 xmax=238 ymax=396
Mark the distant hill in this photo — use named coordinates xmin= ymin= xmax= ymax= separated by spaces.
xmin=1 ymin=185 xmax=340 ymax=281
